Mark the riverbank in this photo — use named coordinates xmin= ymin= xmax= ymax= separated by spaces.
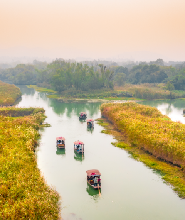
xmin=28 ymin=83 xmax=185 ymax=102
xmin=115 ymin=84 xmax=185 ymax=99
xmin=0 ymin=107 xmax=60 ymax=219
xmin=0 ymin=81 xmax=22 ymax=106
xmin=99 ymin=102 xmax=185 ymax=198
xmin=28 ymin=85 xmax=142 ymax=102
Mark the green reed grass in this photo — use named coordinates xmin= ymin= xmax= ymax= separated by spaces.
xmin=0 ymin=108 xmax=60 ymax=219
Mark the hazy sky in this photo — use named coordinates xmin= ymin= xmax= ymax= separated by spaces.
xmin=0 ymin=0 xmax=185 ymax=61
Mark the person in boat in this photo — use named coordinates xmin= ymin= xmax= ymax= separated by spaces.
xmin=94 ymin=176 xmax=98 ymax=186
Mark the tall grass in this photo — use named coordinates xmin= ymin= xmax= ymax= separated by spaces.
xmin=115 ymin=84 xmax=172 ymax=100
xmin=0 ymin=107 xmax=45 ymax=117
xmin=0 ymin=108 xmax=60 ymax=219
xmin=101 ymin=102 xmax=185 ymax=169
xmin=0 ymin=81 xmax=21 ymax=106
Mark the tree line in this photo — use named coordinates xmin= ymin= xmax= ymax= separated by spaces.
xmin=0 ymin=59 xmax=185 ymax=92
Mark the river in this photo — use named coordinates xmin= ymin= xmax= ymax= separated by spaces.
xmin=16 ymin=86 xmax=185 ymax=220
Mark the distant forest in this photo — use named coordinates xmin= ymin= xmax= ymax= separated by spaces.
xmin=0 ymin=58 xmax=185 ymax=92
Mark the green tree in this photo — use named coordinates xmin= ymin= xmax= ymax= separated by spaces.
xmin=166 ymin=81 xmax=175 ymax=91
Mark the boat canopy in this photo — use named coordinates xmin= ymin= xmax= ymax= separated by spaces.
xmin=86 ymin=169 xmax=101 ymax=176
xmin=56 ymin=137 xmax=65 ymax=141
xmin=87 ymin=119 xmax=94 ymax=122
xmin=74 ymin=140 xmax=84 ymax=145
xmin=79 ymin=112 xmax=87 ymax=115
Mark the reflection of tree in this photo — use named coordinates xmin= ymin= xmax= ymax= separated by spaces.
xmin=17 ymin=85 xmax=35 ymax=96
xmin=48 ymin=101 xmax=101 ymax=118
xmin=171 ymin=99 xmax=185 ymax=110
xmin=85 ymin=103 xmax=101 ymax=117
xmin=86 ymin=183 xmax=101 ymax=202
xmin=37 ymin=92 xmax=48 ymax=101
xmin=70 ymin=103 xmax=88 ymax=117
xmin=74 ymin=151 xmax=84 ymax=162
xmin=141 ymin=99 xmax=185 ymax=112
xmin=140 ymin=100 xmax=166 ymax=108
xmin=166 ymin=103 xmax=172 ymax=115
xmin=72 ymin=102 xmax=101 ymax=118
xmin=66 ymin=103 xmax=76 ymax=118
xmin=49 ymin=99 xmax=66 ymax=116
xmin=87 ymin=127 xmax=94 ymax=133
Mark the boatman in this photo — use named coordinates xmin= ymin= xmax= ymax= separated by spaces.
xmin=94 ymin=176 xmax=98 ymax=186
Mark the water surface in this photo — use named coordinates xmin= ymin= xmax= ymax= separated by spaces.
xmin=141 ymin=99 xmax=185 ymax=123
xmin=16 ymin=86 xmax=185 ymax=220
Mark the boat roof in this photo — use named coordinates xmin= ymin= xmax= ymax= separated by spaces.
xmin=87 ymin=119 xmax=94 ymax=122
xmin=56 ymin=137 xmax=65 ymax=140
xmin=86 ymin=169 xmax=101 ymax=176
xmin=74 ymin=140 xmax=84 ymax=145
xmin=79 ymin=112 xmax=87 ymax=115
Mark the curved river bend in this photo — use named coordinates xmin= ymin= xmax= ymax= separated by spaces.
xmin=16 ymin=86 xmax=185 ymax=220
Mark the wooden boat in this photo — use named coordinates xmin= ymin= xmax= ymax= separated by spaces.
xmin=86 ymin=169 xmax=101 ymax=189
xmin=74 ymin=140 xmax=84 ymax=154
xmin=79 ymin=112 xmax=87 ymax=120
xmin=56 ymin=137 xmax=65 ymax=149
xmin=87 ymin=119 xmax=94 ymax=128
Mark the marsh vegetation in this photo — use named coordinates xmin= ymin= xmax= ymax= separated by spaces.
xmin=0 ymin=81 xmax=21 ymax=106
xmin=100 ymin=102 xmax=185 ymax=197
xmin=0 ymin=107 xmax=60 ymax=219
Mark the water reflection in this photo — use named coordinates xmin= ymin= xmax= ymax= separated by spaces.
xmin=37 ymin=92 xmax=48 ymax=101
xmin=16 ymin=85 xmax=35 ymax=96
xmin=140 ymin=99 xmax=185 ymax=123
xmin=79 ymin=118 xmax=86 ymax=123
xmin=87 ymin=127 xmax=94 ymax=133
xmin=141 ymin=99 xmax=185 ymax=111
xmin=74 ymin=151 xmax=84 ymax=162
xmin=86 ymin=183 xmax=101 ymax=202
xmin=49 ymin=99 xmax=67 ymax=116
xmin=49 ymin=99 xmax=101 ymax=118
xmin=56 ymin=148 xmax=66 ymax=156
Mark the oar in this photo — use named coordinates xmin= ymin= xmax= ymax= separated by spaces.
xmin=98 ymin=184 xmax=101 ymax=197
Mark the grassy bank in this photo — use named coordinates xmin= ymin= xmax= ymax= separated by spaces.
xmin=0 ymin=107 xmax=60 ymax=219
xmin=28 ymin=85 xmax=136 ymax=100
xmin=115 ymin=84 xmax=185 ymax=100
xmin=0 ymin=81 xmax=22 ymax=106
xmin=0 ymin=107 xmax=45 ymax=117
xmin=100 ymin=102 xmax=185 ymax=198
xmin=28 ymin=85 xmax=57 ymax=94
xmin=29 ymin=83 xmax=185 ymax=101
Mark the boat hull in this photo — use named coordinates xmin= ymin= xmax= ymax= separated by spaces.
xmin=57 ymin=144 xmax=65 ymax=149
